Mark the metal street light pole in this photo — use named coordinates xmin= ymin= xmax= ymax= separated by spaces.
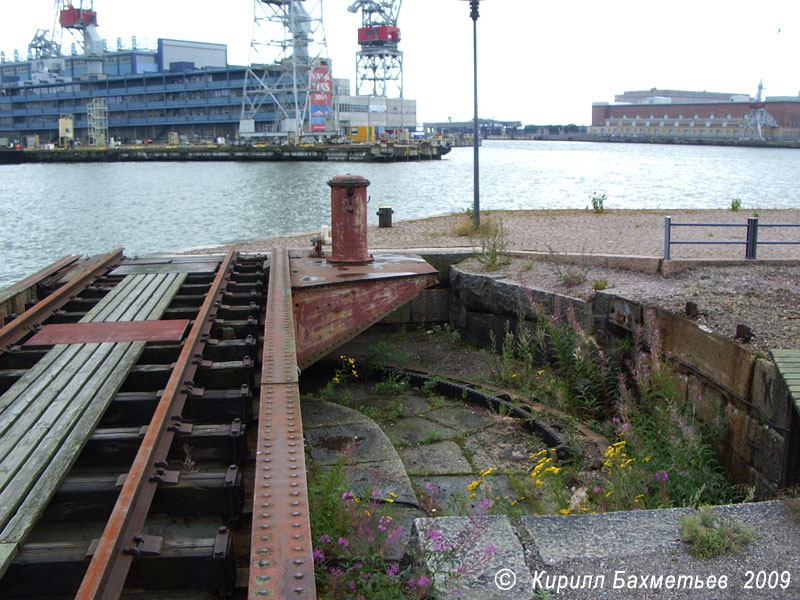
xmin=461 ymin=0 xmax=482 ymax=229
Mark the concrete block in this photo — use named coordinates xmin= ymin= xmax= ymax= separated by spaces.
xmin=722 ymin=405 xmax=753 ymax=464
xmin=462 ymin=311 xmax=512 ymax=351
xmin=450 ymin=266 xmax=497 ymax=313
xmin=381 ymin=302 xmax=412 ymax=324
xmin=410 ymin=288 xmax=450 ymax=323
xmin=493 ymin=278 xmax=550 ymax=318
xmin=420 ymin=251 xmax=473 ymax=286
xmin=553 ymin=293 xmax=592 ymax=331
xmin=726 ymin=450 xmax=757 ymax=488
xmin=750 ymin=424 xmax=787 ymax=486
xmin=409 ymin=516 xmax=534 ymax=599
xmin=751 ymin=358 xmax=792 ymax=431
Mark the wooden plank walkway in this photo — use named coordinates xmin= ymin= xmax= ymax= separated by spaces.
xmin=771 ymin=349 xmax=800 ymax=414
xmin=0 ymin=271 xmax=187 ymax=577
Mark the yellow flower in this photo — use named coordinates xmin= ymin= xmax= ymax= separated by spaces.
xmin=511 ymin=373 xmax=517 ymax=378
xmin=385 ymin=498 xmax=394 ymax=503
xmin=559 ymin=508 xmax=571 ymax=515
xmin=467 ymin=480 xmax=482 ymax=492
xmin=332 ymin=376 xmax=340 ymax=384
xmin=537 ymin=370 xmax=545 ymax=376
xmin=479 ymin=467 xmax=496 ymax=477
xmin=535 ymin=479 xmax=544 ymax=486
xmin=389 ymin=492 xmax=397 ymax=498
xmin=469 ymin=493 xmax=477 ymax=499
xmin=644 ymin=456 xmax=652 ymax=462
xmin=365 ymin=510 xmax=371 ymax=516
xmin=605 ymin=491 xmax=612 ymax=498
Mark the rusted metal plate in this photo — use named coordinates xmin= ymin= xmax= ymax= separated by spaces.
xmin=23 ymin=320 xmax=190 ymax=346
xmin=249 ymin=249 xmax=316 ymax=598
xmin=0 ymin=248 xmax=124 ymax=352
xmin=607 ymin=296 xmax=642 ymax=331
xmin=290 ymin=252 xmax=437 ymax=288
xmin=290 ymin=253 xmax=438 ymax=369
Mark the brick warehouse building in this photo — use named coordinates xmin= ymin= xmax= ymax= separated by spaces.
xmin=590 ymin=89 xmax=800 ymax=141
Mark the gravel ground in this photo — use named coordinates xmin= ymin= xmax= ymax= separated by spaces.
xmin=184 ymin=208 xmax=800 ymax=352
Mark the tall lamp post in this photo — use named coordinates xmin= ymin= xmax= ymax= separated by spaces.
xmin=460 ymin=0 xmax=483 ymax=229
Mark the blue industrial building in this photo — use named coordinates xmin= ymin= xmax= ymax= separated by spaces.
xmin=0 ymin=39 xmax=279 ymax=145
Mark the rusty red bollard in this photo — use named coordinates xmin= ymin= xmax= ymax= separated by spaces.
xmin=327 ymin=174 xmax=373 ymax=264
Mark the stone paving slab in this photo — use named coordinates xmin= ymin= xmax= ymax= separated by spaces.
xmin=425 ymin=406 xmax=497 ymax=431
xmin=463 ymin=422 xmax=544 ymax=472
xmin=410 ymin=475 xmax=518 ymax=510
xmin=301 ymin=399 xmax=372 ymax=428
xmin=384 ymin=416 xmax=459 ymax=446
xmin=406 ymin=501 xmax=800 ymax=600
xmin=400 ymin=441 xmax=473 ymax=476
xmin=410 ymin=516 xmax=534 ymax=600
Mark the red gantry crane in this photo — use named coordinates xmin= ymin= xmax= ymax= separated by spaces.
xmin=347 ymin=0 xmax=403 ymax=97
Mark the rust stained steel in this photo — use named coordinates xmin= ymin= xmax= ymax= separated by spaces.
xmin=290 ymin=252 xmax=438 ymax=369
xmin=249 ymin=249 xmax=316 ymax=598
xmin=22 ymin=319 xmax=190 ymax=346
xmin=75 ymin=246 xmax=237 ymax=600
xmin=0 ymin=248 xmax=124 ymax=352
xmin=327 ymin=174 xmax=372 ymax=264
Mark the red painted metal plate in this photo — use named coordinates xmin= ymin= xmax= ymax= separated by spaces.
xmin=23 ymin=320 xmax=190 ymax=346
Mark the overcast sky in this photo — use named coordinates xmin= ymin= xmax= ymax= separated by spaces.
xmin=3 ymin=1 xmax=799 ymax=125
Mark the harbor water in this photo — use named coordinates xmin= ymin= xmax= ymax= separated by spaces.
xmin=1 ymin=140 xmax=799 ymax=289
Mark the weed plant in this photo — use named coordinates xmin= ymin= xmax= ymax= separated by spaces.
xmin=679 ymin=506 xmax=755 ymax=558
xmin=475 ymin=218 xmax=511 ymax=271
xmin=590 ymin=191 xmax=607 ymax=213
xmin=309 ymin=464 xmax=436 ymax=599
xmin=489 ymin=301 xmax=739 ymax=514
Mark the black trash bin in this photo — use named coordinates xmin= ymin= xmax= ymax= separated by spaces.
xmin=377 ymin=206 xmax=393 ymax=228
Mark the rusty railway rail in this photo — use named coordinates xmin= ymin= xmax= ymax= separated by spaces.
xmin=77 ymin=247 xmax=238 ymax=599
xmin=0 ymin=248 xmax=292 ymax=599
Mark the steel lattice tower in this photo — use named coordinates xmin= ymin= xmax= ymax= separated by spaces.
xmin=240 ymin=0 xmax=330 ymax=137
xmin=348 ymin=0 xmax=403 ymax=97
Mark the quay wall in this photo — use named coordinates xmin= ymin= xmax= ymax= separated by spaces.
xmin=382 ymin=253 xmax=799 ymax=500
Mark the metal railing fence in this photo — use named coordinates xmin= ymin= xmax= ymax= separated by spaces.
xmin=663 ymin=216 xmax=800 ymax=259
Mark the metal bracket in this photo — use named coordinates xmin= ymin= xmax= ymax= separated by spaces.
xmin=230 ymin=418 xmax=243 ymax=438
xmin=224 ymin=464 xmax=239 ymax=488
xmin=122 ymin=534 xmax=164 ymax=557
xmin=149 ymin=468 xmax=181 ymax=485
xmin=167 ymin=422 xmax=193 ymax=435
xmin=213 ymin=527 xmax=230 ymax=559
xmin=181 ymin=384 xmax=205 ymax=398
